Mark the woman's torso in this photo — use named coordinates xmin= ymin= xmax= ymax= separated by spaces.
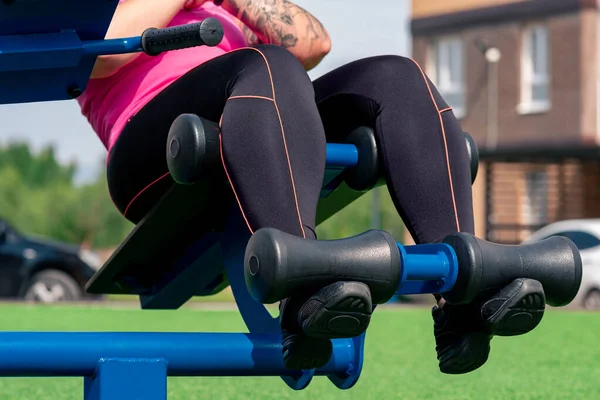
xmin=78 ymin=1 xmax=247 ymax=152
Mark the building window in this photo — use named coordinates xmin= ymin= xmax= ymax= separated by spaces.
xmin=522 ymin=170 xmax=548 ymax=227
xmin=519 ymin=24 xmax=550 ymax=114
xmin=429 ymin=37 xmax=465 ymax=118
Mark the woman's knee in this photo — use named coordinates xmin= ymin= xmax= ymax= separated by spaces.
xmin=350 ymin=55 xmax=450 ymax=110
xmin=237 ymin=45 xmax=313 ymax=94
xmin=238 ymin=44 xmax=305 ymax=72
xmin=252 ymin=44 xmax=303 ymax=65
xmin=353 ymin=55 xmax=421 ymax=79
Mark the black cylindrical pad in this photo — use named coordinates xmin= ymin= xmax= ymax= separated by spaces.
xmin=443 ymin=232 xmax=582 ymax=307
xmin=344 ymin=127 xmax=381 ymax=191
xmin=244 ymin=228 xmax=402 ymax=305
xmin=166 ymin=114 xmax=221 ymax=184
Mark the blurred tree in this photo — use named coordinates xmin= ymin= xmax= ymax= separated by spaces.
xmin=0 ymin=142 xmax=76 ymax=187
xmin=316 ymin=187 xmax=407 ymax=243
xmin=0 ymin=142 xmax=132 ymax=248
xmin=73 ymin=165 xmax=132 ymax=248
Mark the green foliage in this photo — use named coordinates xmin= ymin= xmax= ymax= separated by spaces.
xmin=0 ymin=142 xmax=75 ymax=188
xmin=0 ymin=141 xmax=132 ymax=249
xmin=73 ymin=172 xmax=133 ymax=248
xmin=316 ymin=187 xmax=406 ymax=243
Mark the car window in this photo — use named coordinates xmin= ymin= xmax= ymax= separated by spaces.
xmin=540 ymin=230 xmax=600 ymax=251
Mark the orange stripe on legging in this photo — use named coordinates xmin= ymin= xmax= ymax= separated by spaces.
xmin=219 ymin=47 xmax=307 ymax=238
xmin=218 ymin=131 xmax=255 ymax=234
xmin=228 ymin=95 xmax=274 ymax=102
xmin=409 ymin=58 xmax=461 ymax=232
xmin=123 ymin=171 xmax=171 ymax=218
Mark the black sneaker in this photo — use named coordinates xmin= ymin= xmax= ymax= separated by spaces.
xmin=280 ymin=296 xmax=332 ymax=370
xmin=433 ymin=278 xmax=546 ymax=374
xmin=299 ymin=281 xmax=373 ymax=339
xmin=280 ymin=281 xmax=373 ymax=369
xmin=432 ymin=299 xmax=491 ymax=375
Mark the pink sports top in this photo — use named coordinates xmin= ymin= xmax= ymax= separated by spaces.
xmin=77 ymin=1 xmax=248 ymax=152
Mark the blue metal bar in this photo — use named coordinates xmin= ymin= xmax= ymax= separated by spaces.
xmin=82 ymin=37 xmax=142 ymax=56
xmin=402 ymin=247 xmax=452 ymax=281
xmin=84 ymin=358 xmax=168 ymax=400
xmin=325 ymin=144 xmax=359 ymax=168
xmin=395 ymin=243 xmax=459 ymax=295
xmin=0 ymin=332 xmax=354 ymax=378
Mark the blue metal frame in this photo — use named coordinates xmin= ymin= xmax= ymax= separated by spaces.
xmin=0 ymin=0 xmax=121 ymax=104
xmin=0 ymin=331 xmax=355 ymax=378
xmin=0 ymin=331 xmax=358 ymax=400
xmin=84 ymin=358 xmax=168 ymax=400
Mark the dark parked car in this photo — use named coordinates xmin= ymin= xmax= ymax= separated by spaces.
xmin=0 ymin=219 xmax=102 ymax=303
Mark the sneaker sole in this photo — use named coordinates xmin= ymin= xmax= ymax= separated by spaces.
xmin=439 ymin=332 xmax=491 ymax=375
xmin=282 ymin=332 xmax=333 ymax=370
xmin=301 ymin=281 xmax=372 ymax=339
xmin=483 ymin=278 xmax=546 ymax=337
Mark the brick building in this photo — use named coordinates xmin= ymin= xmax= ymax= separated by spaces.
xmin=410 ymin=0 xmax=600 ymax=244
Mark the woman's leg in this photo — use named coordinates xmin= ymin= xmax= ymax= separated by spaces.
xmin=108 ymin=46 xmax=325 ymax=235
xmin=107 ymin=44 xmax=367 ymax=370
xmin=314 ymin=55 xmax=474 ymax=244
xmin=311 ymin=55 xmax=486 ymax=374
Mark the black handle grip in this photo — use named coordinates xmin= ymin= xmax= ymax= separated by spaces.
xmin=443 ymin=233 xmax=583 ymax=307
xmin=244 ymin=228 xmax=402 ymax=305
xmin=141 ymin=18 xmax=224 ymax=56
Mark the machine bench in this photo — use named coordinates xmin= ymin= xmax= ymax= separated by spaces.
xmin=85 ymin=116 xmax=479 ymax=310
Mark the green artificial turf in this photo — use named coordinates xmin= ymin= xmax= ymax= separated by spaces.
xmin=0 ymin=304 xmax=598 ymax=400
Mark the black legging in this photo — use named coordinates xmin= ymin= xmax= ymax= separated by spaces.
xmin=107 ymin=44 xmax=475 ymax=244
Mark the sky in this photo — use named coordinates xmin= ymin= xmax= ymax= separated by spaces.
xmin=0 ymin=0 xmax=411 ymax=185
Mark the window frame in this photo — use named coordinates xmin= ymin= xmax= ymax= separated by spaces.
xmin=522 ymin=170 xmax=548 ymax=226
xmin=518 ymin=23 xmax=551 ymax=115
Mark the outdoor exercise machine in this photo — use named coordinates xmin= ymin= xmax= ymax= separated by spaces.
xmin=0 ymin=1 xmax=583 ymax=399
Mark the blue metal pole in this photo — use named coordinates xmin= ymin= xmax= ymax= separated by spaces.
xmin=325 ymin=144 xmax=359 ymax=168
xmin=395 ymin=243 xmax=459 ymax=295
xmin=402 ymin=248 xmax=452 ymax=281
xmin=0 ymin=332 xmax=354 ymax=377
xmin=82 ymin=38 xmax=142 ymax=56
xmin=84 ymin=358 xmax=168 ymax=400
